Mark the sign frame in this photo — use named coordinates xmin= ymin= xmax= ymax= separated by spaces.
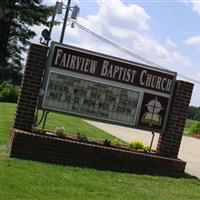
xmin=40 ymin=41 xmax=177 ymax=133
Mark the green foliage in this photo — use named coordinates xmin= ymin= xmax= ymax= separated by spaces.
xmin=0 ymin=0 xmax=54 ymax=83
xmin=188 ymin=106 xmax=200 ymax=121
xmin=55 ymin=126 xmax=66 ymax=137
xmin=143 ymin=145 xmax=151 ymax=152
xmin=113 ymin=138 xmax=122 ymax=147
xmin=103 ymin=139 xmax=111 ymax=146
xmin=188 ymin=121 xmax=200 ymax=134
xmin=128 ymin=141 xmax=155 ymax=152
xmin=0 ymin=65 xmax=22 ymax=86
xmin=129 ymin=140 xmax=144 ymax=150
xmin=76 ymin=132 xmax=88 ymax=142
xmin=184 ymin=119 xmax=200 ymax=135
xmin=0 ymin=80 xmax=20 ymax=102
xmin=37 ymin=111 xmax=123 ymax=143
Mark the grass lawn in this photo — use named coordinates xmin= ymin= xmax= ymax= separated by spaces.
xmin=0 ymin=103 xmax=124 ymax=144
xmin=184 ymin=119 xmax=200 ymax=136
xmin=0 ymin=103 xmax=200 ymax=200
xmin=37 ymin=109 xmax=124 ymax=142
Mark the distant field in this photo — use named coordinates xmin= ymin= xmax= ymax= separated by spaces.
xmin=0 ymin=103 xmax=200 ymax=200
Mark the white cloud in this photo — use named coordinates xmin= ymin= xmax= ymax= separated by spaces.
xmin=98 ymin=26 xmax=189 ymax=67
xmin=183 ymin=0 xmax=200 ymax=15
xmin=86 ymin=0 xmax=150 ymax=33
xmin=31 ymin=0 xmax=191 ymax=69
xmin=130 ymin=34 xmax=190 ymax=67
xmin=171 ymin=51 xmax=191 ymax=66
xmin=185 ymin=35 xmax=200 ymax=48
xmin=165 ymin=37 xmax=177 ymax=49
xmin=33 ymin=0 xmax=191 ymax=73
xmin=108 ymin=26 xmax=135 ymax=39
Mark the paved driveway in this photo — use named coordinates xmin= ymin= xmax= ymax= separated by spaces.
xmin=86 ymin=120 xmax=200 ymax=179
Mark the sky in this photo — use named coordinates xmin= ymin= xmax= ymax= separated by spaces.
xmin=32 ymin=0 xmax=200 ymax=106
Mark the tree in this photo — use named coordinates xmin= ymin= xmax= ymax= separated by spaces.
xmin=188 ymin=106 xmax=200 ymax=121
xmin=0 ymin=0 xmax=54 ymax=84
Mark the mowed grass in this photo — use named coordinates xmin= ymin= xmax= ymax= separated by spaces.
xmin=0 ymin=103 xmax=123 ymax=144
xmin=0 ymin=103 xmax=16 ymax=145
xmin=184 ymin=119 xmax=200 ymax=136
xmin=37 ymin=109 xmax=122 ymax=142
xmin=0 ymin=103 xmax=200 ymax=200
xmin=1 ymin=157 xmax=200 ymax=200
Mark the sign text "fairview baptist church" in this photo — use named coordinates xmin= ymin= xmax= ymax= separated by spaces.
xmin=52 ymin=45 xmax=174 ymax=94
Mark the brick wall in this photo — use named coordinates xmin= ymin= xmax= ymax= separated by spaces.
xmin=157 ymin=80 xmax=193 ymax=158
xmin=13 ymin=44 xmax=49 ymax=132
xmin=9 ymin=128 xmax=186 ymax=177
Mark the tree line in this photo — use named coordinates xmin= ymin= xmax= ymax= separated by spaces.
xmin=0 ymin=0 xmax=54 ymax=102
xmin=188 ymin=106 xmax=200 ymax=121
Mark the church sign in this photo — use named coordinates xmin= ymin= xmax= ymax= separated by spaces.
xmin=41 ymin=42 xmax=176 ymax=132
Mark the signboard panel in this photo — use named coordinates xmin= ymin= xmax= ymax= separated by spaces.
xmin=43 ymin=72 xmax=141 ymax=125
xmin=51 ymin=45 xmax=174 ymax=94
xmin=41 ymin=42 xmax=177 ymax=132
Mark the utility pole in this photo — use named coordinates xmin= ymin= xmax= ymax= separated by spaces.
xmin=47 ymin=2 xmax=59 ymax=46
xmin=60 ymin=0 xmax=71 ymax=43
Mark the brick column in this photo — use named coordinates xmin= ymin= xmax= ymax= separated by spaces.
xmin=13 ymin=43 xmax=49 ymax=132
xmin=157 ymin=80 xmax=193 ymax=158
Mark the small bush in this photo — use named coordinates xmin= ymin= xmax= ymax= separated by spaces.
xmin=189 ymin=121 xmax=200 ymax=134
xmin=55 ymin=126 xmax=65 ymax=137
xmin=113 ymin=138 xmax=122 ymax=147
xmin=76 ymin=132 xmax=88 ymax=142
xmin=144 ymin=145 xmax=151 ymax=152
xmin=103 ymin=139 xmax=111 ymax=146
xmin=129 ymin=140 xmax=144 ymax=150
xmin=0 ymin=83 xmax=20 ymax=103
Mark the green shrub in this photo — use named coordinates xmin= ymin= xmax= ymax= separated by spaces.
xmin=113 ymin=138 xmax=122 ymax=147
xmin=0 ymin=81 xmax=20 ymax=103
xmin=103 ymin=139 xmax=111 ymax=146
xmin=143 ymin=145 xmax=151 ymax=152
xmin=129 ymin=140 xmax=144 ymax=150
xmin=189 ymin=121 xmax=200 ymax=134
xmin=76 ymin=132 xmax=88 ymax=142
xmin=55 ymin=126 xmax=65 ymax=137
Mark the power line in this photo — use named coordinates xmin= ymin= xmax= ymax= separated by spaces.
xmin=72 ymin=20 xmax=200 ymax=85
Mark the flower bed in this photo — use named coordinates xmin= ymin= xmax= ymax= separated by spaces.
xmin=9 ymin=128 xmax=186 ymax=177
xmin=33 ymin=128 xmax=156 ymax=155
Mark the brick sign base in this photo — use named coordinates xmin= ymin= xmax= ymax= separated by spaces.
xmin=9 ymin=128 xmax=186 ymax=177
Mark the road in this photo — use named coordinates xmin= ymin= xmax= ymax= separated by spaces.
xmin=86 ymin=120 xmax=200 ymax=179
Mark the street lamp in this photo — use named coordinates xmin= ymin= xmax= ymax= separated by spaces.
xmin=60 ymin=0 xmax=80 ymax=43
xmin=40 ymin=1 xmax=80 ymax=45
